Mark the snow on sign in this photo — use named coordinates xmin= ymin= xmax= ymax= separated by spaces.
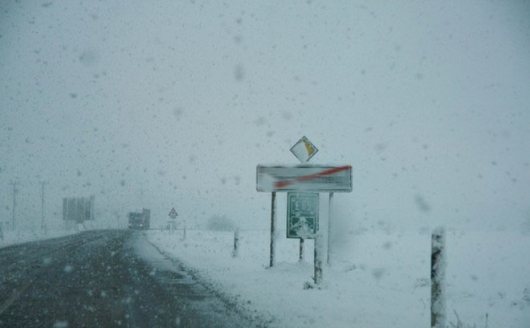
xmin=290 ymin=136 xmax=318 ymax=163
xmin=287 ymin=192 xmax=319 ymax=239
xmin=168 ymin=207 xmax=178 ymax=219
xmin=256 ymin=165 xmax=352 ymax=192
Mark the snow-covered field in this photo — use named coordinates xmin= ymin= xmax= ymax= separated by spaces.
xmin=0 ymin=229 xmax=77 ymax=248
xmin=1 ymin=227 xmax=528 ymax=327
xmin=146 ymin=229 xmax=530 ymax=328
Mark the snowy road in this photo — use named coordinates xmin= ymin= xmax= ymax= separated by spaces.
xmin=0 ymin=230 xmax=262 ymax=328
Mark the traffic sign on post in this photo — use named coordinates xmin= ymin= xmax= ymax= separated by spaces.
xmin=290 ymin=136 xmax=318 ymax=163
xmin=168 ymin=207 xmax=178 ymax=219
xmin=257 ymin=136 xmax=352 ymax=283
xmin=286 ymin=192 xmax=319 ymax=239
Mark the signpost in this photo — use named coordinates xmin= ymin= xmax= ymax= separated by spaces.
xmin=168 ymin=207 xmax=178 ymax=234
xmin=290 ymin=136 xmax=318 ymax=163
xmin=62 ymin=196 xmax=95 ymax=223
xmin=286 ymin=192 xmax=319 ymax=239
xmin=256 ymin=136 xmax=353 ymax=286
xmin=287 ymin=192 xmax=319 ymax=262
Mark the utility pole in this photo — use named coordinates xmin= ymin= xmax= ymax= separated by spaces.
xmin=40 ymin=181 xmax=47 ymax=232
xmin=10 ymin=181 xmax=19 ymax=230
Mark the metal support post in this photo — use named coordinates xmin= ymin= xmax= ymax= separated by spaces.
xmin=232 ymin=228 xmax=240 ymax=258
xmin=327 ymin=192 xmax=334 ymax=265
xmin=431 ymin=227 xmax=446 ymax=328
xmin=269 ymin=192 xmax=277 ymax=267
xmin=299 ymin=238 xmax=305 ymax=262
xmin=314 ymin=230 xmax=323 ymax=285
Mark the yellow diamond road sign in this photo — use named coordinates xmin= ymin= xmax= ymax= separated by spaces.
xmin=290 ymin=136 xmax=318 ymax=163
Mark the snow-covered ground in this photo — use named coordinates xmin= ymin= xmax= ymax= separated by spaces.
xmin=2 ymin=227 xmax=528 ymax=327
xmin=0 ymin=229 xmax=77 ymax=248
xmin=145 ymin=229 xmax=530 ymax=328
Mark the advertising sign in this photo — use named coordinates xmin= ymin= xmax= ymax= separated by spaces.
xmin=62 ymin=196 xmax=95 ymax=222
xmin=256 ymin=165 xmax=352 ymax=192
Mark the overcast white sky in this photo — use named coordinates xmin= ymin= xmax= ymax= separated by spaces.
xmin=1 ymin=0 xmax=529 ymax=231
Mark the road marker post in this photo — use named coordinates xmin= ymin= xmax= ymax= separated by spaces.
xmin=232 ymin=228 xmax=240 ymax=258
xmin=299 ymin=238 xmax=305 ymax=262
xmin=431 ymin=227 xmax=446 ymax=328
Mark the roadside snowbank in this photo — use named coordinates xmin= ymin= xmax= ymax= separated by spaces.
xmin=145 ymin=229 xmax=530 ymax=328
xmin=0 ymin=229 xmax=77 ymax=248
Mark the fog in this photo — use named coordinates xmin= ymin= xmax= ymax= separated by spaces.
xmin=1 ymin=1 xmax=529 ymax=232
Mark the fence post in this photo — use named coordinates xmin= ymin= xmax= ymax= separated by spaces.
xmin=299 ymin=238 xmax=305 ymax=262
xmin=431 ymin=227 xmax=446 ymax=328
xmin=232 ymin=228 xmax=240 ymax=258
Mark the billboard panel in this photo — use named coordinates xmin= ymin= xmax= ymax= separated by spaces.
xmin=62 ymin=196 xmax=95 ymax=222
xmin=257 ymin=165 xmax=352 ymax=192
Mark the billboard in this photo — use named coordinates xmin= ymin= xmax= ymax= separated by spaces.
xmin=62 ymin=196 xmax=95 ymax=222
xmin=256 ymin=165 xmax=352 ymax=192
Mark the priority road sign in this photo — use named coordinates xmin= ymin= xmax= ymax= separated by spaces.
xmin=290 ymin=136 xmax=318 ymax=163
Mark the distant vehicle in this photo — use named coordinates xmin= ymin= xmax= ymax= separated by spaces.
xmin=128 ymin=209 xmax=150 ymax=230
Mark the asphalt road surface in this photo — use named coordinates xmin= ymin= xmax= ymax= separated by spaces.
xmin=0 ymin=230 xmax=266 ymax=328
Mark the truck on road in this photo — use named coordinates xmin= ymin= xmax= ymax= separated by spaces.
xmin=128 ymin=209 xmax=150 ymax=230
